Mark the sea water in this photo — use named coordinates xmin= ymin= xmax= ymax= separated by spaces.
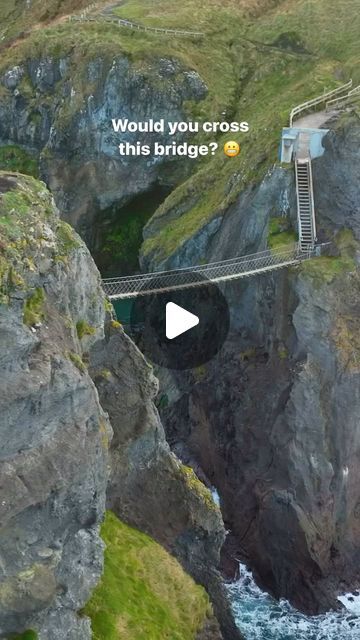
xmin=227 ymin=563 xmax=360 ymax=640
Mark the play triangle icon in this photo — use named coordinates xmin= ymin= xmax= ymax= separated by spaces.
xmin=166 ymin=302 xmax=199 ymax=340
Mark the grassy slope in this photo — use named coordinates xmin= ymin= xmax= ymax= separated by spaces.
xmin=1 ymin=0 xmax=359 ymax=263
xmin=0 ymin=0 xmax=91 ymax=40
xmin=137 ymin=0 xmax=360 ymax=261
xmin=83 ymin=511 xmax=211 ymax=640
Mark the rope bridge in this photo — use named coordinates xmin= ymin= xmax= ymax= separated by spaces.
xmin=102 ymin=244 xmax=319 ymax=300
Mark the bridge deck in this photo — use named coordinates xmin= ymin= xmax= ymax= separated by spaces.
xmin=103 ymin=244 xmax=317 ymax=300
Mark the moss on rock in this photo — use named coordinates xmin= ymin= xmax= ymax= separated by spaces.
xmin=0 ymin=145 xmax=38 ymax=178
xmin=68 ymin=351 xmax=87 ymax=373
xmin=23 ymin=287 xmax=46 ymax=326
xmin=180 ymin=464 xmax=219 ymax=512
xmin=268 ymin=216 xmax=297 ymax=250
xmin=76 ymin=319 xmax=96 ymax=339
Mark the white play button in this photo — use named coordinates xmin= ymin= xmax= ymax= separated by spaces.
xmin=166 ymin=302 xmax=199 ymax=340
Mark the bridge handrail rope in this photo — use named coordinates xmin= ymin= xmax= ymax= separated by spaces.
xmin=102 ymin=244 xmax=321 ymax=299
xmin=103 ymin=244 xmax=299 ymax=284
xmin=289 ymin=79 xmax=353 ymax=126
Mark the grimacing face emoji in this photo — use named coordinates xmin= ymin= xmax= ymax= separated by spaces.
xmin=224 ymin=141 xmax=240 ymax=157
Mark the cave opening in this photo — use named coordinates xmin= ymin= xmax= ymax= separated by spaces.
xmin=93 ymin=183 xmax=171 ymax=279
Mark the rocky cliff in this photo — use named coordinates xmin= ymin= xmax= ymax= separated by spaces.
xmin=0 ymin=172 xmax=111 ymax=639
xmin=0 ymin=172 xmax=234 ymax=639
xmin=152 ymin=113 xmax=360 ymax=614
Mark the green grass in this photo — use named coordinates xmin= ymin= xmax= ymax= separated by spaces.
xmin=0 ymin=145 xmax=39 ymax=178
xmin=301 ymin=255 xmax=355 ymax=283
xmin=300 ymin=229 xmax=358 ymax=285
xmin=83 ymin=511 xmax=211 ymax=640
xmin=2 ymin=189 xmax=31 ymax=216
xmin=268 ymin=216 xmax=297 ymax=249
xmin=10 ymin=632 xmax=38 ymax=640
xmin=0 ymin=0 xmax=90 ymax=41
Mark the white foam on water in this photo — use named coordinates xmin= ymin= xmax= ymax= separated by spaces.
xmin=338 ymin=593 xmax=360 ymax=615
xmin=227 ymin=563 xmax=360 ymax=640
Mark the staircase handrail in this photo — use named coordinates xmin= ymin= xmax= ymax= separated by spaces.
xmin=326 ymin=84 xmax=360 ymax=110
xmin=307 ymin=157 xmax=317 ymax=242
xmin=289 ymin=79 xmax=353 ymax=126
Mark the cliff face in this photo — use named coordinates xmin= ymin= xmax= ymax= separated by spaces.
xmin=153 ymin=115 xmax=360 ymax=613
xmin=0 ymin=172 xmax=111 ymax=639
xmin=0 ymin=55 xmax=206 ymax=247
xmin=0 ymin=172 xmax=232 ymax=639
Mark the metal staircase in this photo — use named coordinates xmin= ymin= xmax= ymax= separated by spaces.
xmin=295 ymin=157 xmax=317 ymax=251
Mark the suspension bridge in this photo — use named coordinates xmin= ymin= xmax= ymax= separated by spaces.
xmin=102 ymin=245 xmax=320 ymax=300
xmin=102 ymin=80 xmax=358 ymax=301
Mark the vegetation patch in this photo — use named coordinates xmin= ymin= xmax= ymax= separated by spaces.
xmin=1 ymin=188 xmax=31 ymax=217
xmin=0 ymin=172 xmax=57 ymax=303
xmin=10 ymin=632 xmax=38 ymax=640
xmin=180 ymin=464 xmax=218 ymax=512
xmin=83 ymin=510 xmax=211 ymax=640
xmin=23 ymin=287 xmax=46 ymax=326
xmin=56 ymin=221 xmax=81 ymax=255
xmin=301 ymin=229 xmax=358 ymax=285
xmin=268 ymin=216 xmax=297 ymax=250
xmin=0 ymin=145 xmax=39 ymax=178
xmin=110 ymin=319 xmax=122 ymax=330
xmin=96 ymin=187 xmax=170 ymax=276
xmin=300 ymin=254 xmax=355 ymax=285
xmin=68 ymin=351 xmax=87 ymax=373
xmin=76 ymin=319 xmax=96 ymax=339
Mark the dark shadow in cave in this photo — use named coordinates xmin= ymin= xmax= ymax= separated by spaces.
xmin=93 ymin=183 xmax=171 ymax=278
